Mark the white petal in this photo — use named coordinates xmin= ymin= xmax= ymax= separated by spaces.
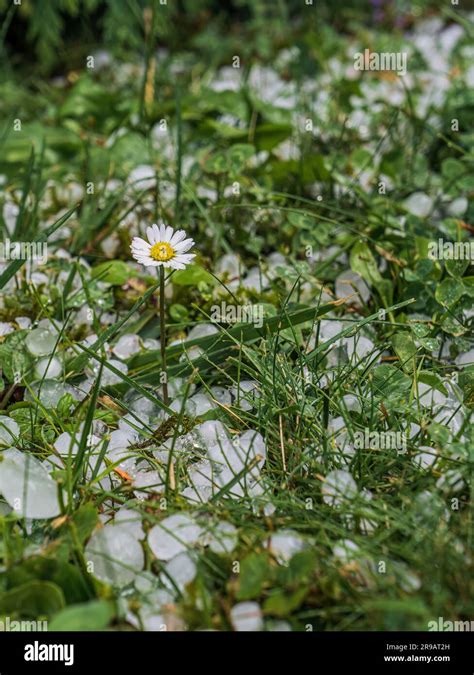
xmin=168 ymin=260 xmax=186 ymax=270
xmin=130 ymin=244 xmax=151 ymax=255
xmin=175 ymin=238 xmax=194 ymax=253
xmin=147 ymin=226 xmax=157 ymax=244
xmin=131 ymin=237 xmax=150 ymax=250
xmin=169 ymin=229 xmax=187 ymax=246
xmin=164 ymin=225 xmax=174 ymax=242
xmin=134 ymin=255 xmax=155 ymax=266
xmin=158 ymin=222 xmax=166 ymax=240
xmin=174 ymin=254 xmax=195 ymax=264
xmin=152 ymin=223 xmax=160 ymax=244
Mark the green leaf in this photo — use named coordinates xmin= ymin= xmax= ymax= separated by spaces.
xmin=445 ymin=258 xmax=469 ymax=279
xmin=263 ymin=587 xmax=308 ymax=617
xmin=92 ymin=260 xmax=132 ymax=285
xmin=391 ymin=332 xmax=418 ymax=373
xmin=418 ymin=336 xmax=440 ymax=351
xmin=350 ymin=240 xmax=382 ymax=286
xmin=48 ymin=600 xmax=114 ymax=631
xmin=172 ymin=264 xmax=216 ymax=286
xmin=236 ymin=552 xmax=271 ymax=600
xmin=71 ymin=503 xmax=99 ymax=544
xmin=0 ymin=581 xmax=65 ymax=619
xmin=410 ymin=323 xmax=429 ymax=338
xmin=435 ymin=278 xmax=465 ymax=307
xmin=418 ymin=371 xmax=448 ymax=397
xmin=169 ymin=303 xmax=189 ymax=322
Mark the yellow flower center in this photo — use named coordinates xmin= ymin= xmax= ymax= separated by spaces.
xmin=150 ymin=241 xmax=175 ymax=262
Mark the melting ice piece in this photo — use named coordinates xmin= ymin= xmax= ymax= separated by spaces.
xmin=148 ymin=513 xmax=203 ymax=561
xmin=267 ymin=529 xmax=306 ymax=563
xmin=208 ymin=521 xmax=238 ymax=554
xmin=26 ymin=380 xmax=76 ymax=408
xmin=35 ymin=356 xmax=62 ymax=379
xmin=335 ymin=270 xmax=370 ymax=306
xmin=0 ymin=448 xmax=60 ymax=519
xmin=230 ymin=602 xmax=263 ymax=631
xmin=403 ymin=192 xmax=434 ymax=218
xmin=413 ymin=446 xmax=438 ymax=470
xmin=85 ymin=524 xmax=144 ymax=587
xmin=112 ymin=334 xmax=141 ymax=360
xmin=332 ymin=539 xmax=360 ymax=563
xmin=322 ymin=469 xmax=358 ymax=507
xmin=161 ymin=552 xmax=197 ymax=594
xmin=25 ymin=327 xmax=57 ymax=357
xmin=0 ymin=417 xmax=20 ymax=445
xmin=114 ymin=507 xmax=145 ymax=539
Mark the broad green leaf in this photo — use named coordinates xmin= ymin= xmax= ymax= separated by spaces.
xmin=0 ymin=581 xmax=65 ymax=618
xmin=236 ymin=552 xmax=271 ymax=600
xmin=435 ymin=278 xmax=464 ymax=307
xmin=263 ymin=587 xmax=307 ymax=617
xmin=350 ymin=240 xmax=382 ymax=286
xmin=92 ymin=260 xmax=132 ymax=285
xmin=172 ymin=264 xmax=216 ymax=286
xmin=391 ymin=332 xmax=418 ymax=373
xmin=49 ymin=600 xmax=114 ymax=631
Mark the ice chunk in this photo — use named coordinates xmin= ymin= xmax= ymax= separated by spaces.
xmin=268 ymin=529 xmax=306 ymax=563
xmin=0 ymin=322 xmax=14 ymax=337
xmin=455 ymin=348 xmax=474 ymax=367
xmin=187 ymin=323 xmax=218 ymax=341
xmin=26 ymin=380 xmax=73 ymax=408
xmin=335 ymin=271 xmax=370 ymax=306
xmin=341 ymin=394 xmax=362 ymax=414
xmin=87 ymin=358 xmax=128 ymax=386
xmin=108 ymin=429 xmax=137 ymax=450
xmin=15 ymin=316 xmax=31 ymax=330
xmin=0 ymin=448 xmax=60 ymax=519
xmin=35 ymin=356 xmax=62 ymax=379
xmin=210 ymin=386 xmax=232 ymax=406
xmin=148 ymin=513 xmax=203 ymax=560
xmin=85 ymin=524 xmax=144 ymax=586
xmin=161 ymin=552 xmax=197 ymax=594
xmin=195 ymin=420 xmax=230 ymax=448
xmin=208 ymin=521 xmax=238 ymax=554
xmin=414 ymin=382 xmax=447 ymax=408
xmin=216 ymin=253 xmax=241 ymax=279
xmin=403 ymin=192 xmax=434 ymax=218
xmin=413 ymin=446 xmax=438 ymax=470
xmin=188 ymin=392 xmax=214 ymax=416
xmin=54 ymin=431 xmax=79 ymax=456
xmin=332 ymin=539 xmax=360 ymax=562
xmin=322 ymin=470 xmax=357 ymax=507
xmin=112 ymin=334 xmax=141 ymax=360
xmin=230 ymin=602 xmax=263 ymax=631
xmin=143 ymin=338 xmax=161 ymax=350
xmin=230 ymin=380 xmax=259 ymax=411
xmin=128 ymin=165 xmax=156 ymax=191
xmin=344 ymin=335 xmax=374 ymax=361
xmin=0 ymin=417 xmax=20 ymax=445
xmin=25 ymin=327 xmax=56 ymax=357
xmin=115 ymin=507 xmax=144 ymax=539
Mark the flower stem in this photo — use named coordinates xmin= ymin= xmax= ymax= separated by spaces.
xmin=159 ymin=266 xmax=169 ymax=405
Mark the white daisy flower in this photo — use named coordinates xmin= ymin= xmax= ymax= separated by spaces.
xmin=130 ymin=222 xmax=196 ymax=270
